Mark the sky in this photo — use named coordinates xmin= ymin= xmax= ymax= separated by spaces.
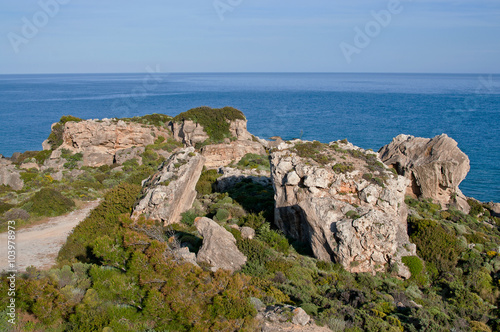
xmin=0 ymin=0 xmax=499 ymax=74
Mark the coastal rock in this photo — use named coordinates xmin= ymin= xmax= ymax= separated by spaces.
xmin=132 ymin=148 xmax=205 ymax=225
xmin=171 ymin=120 xmax=209 ymax=147
xmin=379 ymin=134 xmax=470 ymax=212
xmin=0 ymin=157 xmax=24 ymax=190
xmin=54 ymin=118 xmax=173 ymax=167
xmin=271 ymin=140 xmax=415 ymax=277
xmin=201 ymin=140 xmax=266 ymax=169
xmin=195 ymin=217 xmax=247 ymax=272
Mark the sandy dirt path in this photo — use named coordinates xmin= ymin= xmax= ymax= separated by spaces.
xmin=0 ymin=200 xmax=100 ymax=272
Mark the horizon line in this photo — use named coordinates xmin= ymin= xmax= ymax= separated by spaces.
xmin=0 ymin=71 xmax=498 ymax=76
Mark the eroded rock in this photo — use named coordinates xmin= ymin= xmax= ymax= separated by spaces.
xmin=132 ymin=148 xmax=205 ymax=225
xmin=201 ymin=140 xmax=266 ymax=169
xmin=379 ymin=134 xmax=470 ymax=212
xmin=0 ymin=157 xmax=23 ymax=190
xmin=195 ymin=217 xmax=247 ymax=272
xmin=271 ymin=140 xmax=415 ymax=277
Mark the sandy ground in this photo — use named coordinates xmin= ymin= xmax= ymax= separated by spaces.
xmin=0 ymin=200 xmax=100 ymax=272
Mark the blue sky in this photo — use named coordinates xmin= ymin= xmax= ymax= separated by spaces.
xmin=0 ymin=0 xmax=499 ymax=74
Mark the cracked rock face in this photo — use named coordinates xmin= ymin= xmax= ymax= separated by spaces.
xmin=379 ymin=134 xmax=470 ymax=212
xmin=47 ymin=119 xmax=173 ymax=167
xmin=195 ymin=217 xmax=247 ymax=273
xmin=132 ymin=147 xmax=205 ymax=225
xmin=271 ymin=140 xmax=416 ymax=277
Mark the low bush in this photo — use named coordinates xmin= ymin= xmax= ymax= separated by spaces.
xmin=236 ymin=153 xmax=270 ymax=171
xmin=24 ymin=188 xmax=75 ymax=217
xmin=173 ymin=106 xmax=246 ymax=144
xmin=196 ymin=169 xmax=221 ymax=197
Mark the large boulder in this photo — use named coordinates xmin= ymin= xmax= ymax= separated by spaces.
xmin=132 ymin=148 xmax=205 ymax=225
xmin=0 ymin=157 xmax=23 ymax=190
xmin=379 ymin=134 xmax=470 ymax=212
xmin=271 ymin=140 xmax=415 ymax=277
xmin=195 ymin=217 xmax=247 ymax=272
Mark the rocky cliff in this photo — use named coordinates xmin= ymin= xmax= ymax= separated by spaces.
xmin=379 ymin=134 xmax=470 ymax=212
xmin=271 ymin=140 xmax=416 ymax=277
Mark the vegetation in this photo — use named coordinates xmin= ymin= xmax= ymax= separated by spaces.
xmin=292 ymin=141 xmax=333 ymax=165
xmin=23 ymin=188 xmax=75 ymax=217
xmin=121 ymin=113 xmax=172 ymax=127
xmin=46 ymin=115 xmax=83 ymax=150
xmin=235 ymin=153 xmax=270 ymax=171
xmin=173 ymin=106 xmax=246 ymax=145
xmin=2 ymin=111 xmax=500 ymax=331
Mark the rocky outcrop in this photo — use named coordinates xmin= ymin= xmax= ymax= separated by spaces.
xmin=201 ymin=140 xmax=266 ymax=169
xmin=132 ymin=148 xmax=205 ymax=225
xmin=271 ymin=140 xmax=415 ymax=277
xmin=195 ymin=217 xmax=247 ymax=272
xmin=46 ymin=119 xmax=173 ymax=167
xmin=171 ymin=120 xmax=209 ymax=147
xmin=0 ymin=157 xmax=23 ymax=190
xmin=379 ymin=134 xmax=470 ymax=212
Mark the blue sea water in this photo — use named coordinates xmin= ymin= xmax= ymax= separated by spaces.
xmin=0 ymin=73 xmax=498 ymax=202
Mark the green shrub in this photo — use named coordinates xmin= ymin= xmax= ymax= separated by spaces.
xmin=24 ymin=188 xmax=75 ymax=217
xmin=173 ymin=106 xmax=246 ymax=144
xmin=46 ymin=116 xmax=83 ymax=150
xmin=181 ymin=208 xmax=201 ymax=226
xmin=34 ymin=150 xmax=52 ymax=164
xmin=0 ymin=201 xmax=15 ymax=214
xmin=257 ymin=223 xmax=290 ymax=254
xmin=215 ymin=208 xmax=230 ymax=222
xmin=293 ymin=141 xmax=333 ymax=165
xmin=239 ymin=212 xmax=267 ymax=229
xmin=58 ymin=183 xmax=141 ymax=264
xmin=332 ymin=162 xmax=354 ymax=174
xmin=236 ymin=153 xmax=270 ymax=171
xmin=408 ymin=218 xmax=463 ymax=278
xmin=121 ymin=113 xmax=172 ymax=127
xmin=196 ymin=169 xmax=221 ymax=197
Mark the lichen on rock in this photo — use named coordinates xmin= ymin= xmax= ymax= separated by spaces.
xmin=271 ymin=139 xmax=416 ymax=277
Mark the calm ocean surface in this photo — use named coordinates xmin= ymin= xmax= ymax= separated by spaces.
xmin=0 ymin=73 xmax=498 ymax=202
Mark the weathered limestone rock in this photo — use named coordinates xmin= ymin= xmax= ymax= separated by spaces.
xmin=171 ymin=117 xmax=254 ymax=147
xmin=114 ymin=146 xmax=146 ymax=165
xmin=0 ymin=157 xmax=23 ymax=190
xmin=292 ymin=308 xmax=310 ymax=326
xmin=171 ymin=120 xmax=209 ymax=147
xmin=201 ymin=140 xmax=266 ymax=169
xmin=271 ymin=140 xmax=415 ymax=277
xmin=132 ymin=148 xmax=205 ymax=225
xmin=50 ymin=118 xmax=173 ymax=167
xmin=195 ymin=217 xmax=247 ymax=272
xmin=41 ymin=150 xmax=66 ymax=171
xmin=241 ymin=226 xmax=256 ymax=240
xmin=20 ymin=162 xmax=39 ymax=171
xmin=379 ymin=134 xmax=470 ymax=212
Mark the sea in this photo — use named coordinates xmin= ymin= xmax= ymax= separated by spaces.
xmin=0 ymin=73 xmax=498 ymax=202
